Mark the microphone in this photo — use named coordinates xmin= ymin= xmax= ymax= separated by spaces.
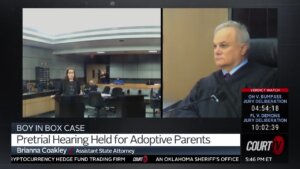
xmin=210 ymin=94 xmax=219 ymax=102
xmin=164 ymin=92 xmax=225 ymax=113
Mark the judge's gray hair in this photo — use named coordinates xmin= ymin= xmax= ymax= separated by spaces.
xmin=214 ymin=20 xmax=250 ymax=45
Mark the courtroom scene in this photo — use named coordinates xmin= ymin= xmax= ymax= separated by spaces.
xmin=22 ymin=9 xmax=161 ymax=118
xmin=163 ymin=8 xmax=278 ymax=118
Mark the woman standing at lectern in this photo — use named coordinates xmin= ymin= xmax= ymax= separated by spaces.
xmin=51 ymin=67 xmax=82 ymax=98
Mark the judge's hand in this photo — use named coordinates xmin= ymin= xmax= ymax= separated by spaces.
xmin=50 ymin=95 xmax=56 ymax=98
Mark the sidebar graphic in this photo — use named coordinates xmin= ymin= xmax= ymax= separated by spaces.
xmin=241 ymin=88 xmax=288 ymax=163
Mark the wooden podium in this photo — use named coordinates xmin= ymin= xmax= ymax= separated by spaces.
xmin=54 ymin=95 xmax=84 ymax=118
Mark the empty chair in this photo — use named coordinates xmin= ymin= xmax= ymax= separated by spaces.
xmin=87 ymin=91 xmax=105 ymax=117
xmin=150 ymin=88 xmax=161 ymax=117
xmin=126 ymin=89 xmax=130 ymax=95
xmin=150 ymin=88 xmax=154 ymax=97
xmin=248 ymin=38 xmax=278 ymax=68
xmin=102 ymin=86 xmax=111 ymax=94
xmin=150 ymin=98 xmax=161 ymax=118
xmin=111 ymin=87 xmax=123 ymax=97
xmin=108 ymin=88 xmax=123 ymax=116
xmin=157 ymin=87 xmax=161 ymax=97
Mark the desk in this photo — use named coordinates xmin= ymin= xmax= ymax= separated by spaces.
xmin=97 ymin=83 xmax=161 ymax=90
xmin=104 ymin=95 xmax=146 ymax=118
xmin=83 ymin=93 xmax=146 ymax=118
xmin=22 ymin=90 xmax=57 ymax=117
xmin=55 ymin=95 xmax=85 ymax=118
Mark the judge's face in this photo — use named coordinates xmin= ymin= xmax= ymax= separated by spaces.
xmin=213 ymin=27 xmax=248 ymax=72
xmin=67 ymin=69 xmax=75 ymax=81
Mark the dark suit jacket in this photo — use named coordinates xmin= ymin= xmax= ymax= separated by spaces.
xmin=56 ymin=80 xmax=81 ymax=96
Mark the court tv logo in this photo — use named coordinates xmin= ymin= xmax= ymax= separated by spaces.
xmin=245 ymin=135 xmax=285 ymax=155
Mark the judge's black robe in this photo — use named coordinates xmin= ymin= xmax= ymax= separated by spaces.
xmin=164 ymin=62 xmax=278 ymax=118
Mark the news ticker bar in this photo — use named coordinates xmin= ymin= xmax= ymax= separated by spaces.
xmin=11 ymin=146 xmax=240 ymax=155
xmin=11 ymin=155 xmax=240 ymax=163
xmin=11 ymin=134 xmax=240 ymax=147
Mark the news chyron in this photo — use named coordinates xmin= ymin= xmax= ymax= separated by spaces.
xmin=11 ymin=88 xmax=288 ymax=163
xmin=241 ymin=88 xmax=288 ymax=163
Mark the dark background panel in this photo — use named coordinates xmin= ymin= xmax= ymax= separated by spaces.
xmin=232 ymin=8 xmax=277 ymax=38
xmin=278 ymin=7 xmax=300 ymax=165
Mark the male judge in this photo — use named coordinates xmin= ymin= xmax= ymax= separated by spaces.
xmin=163 ymin=20 xmax=278 ymax=118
